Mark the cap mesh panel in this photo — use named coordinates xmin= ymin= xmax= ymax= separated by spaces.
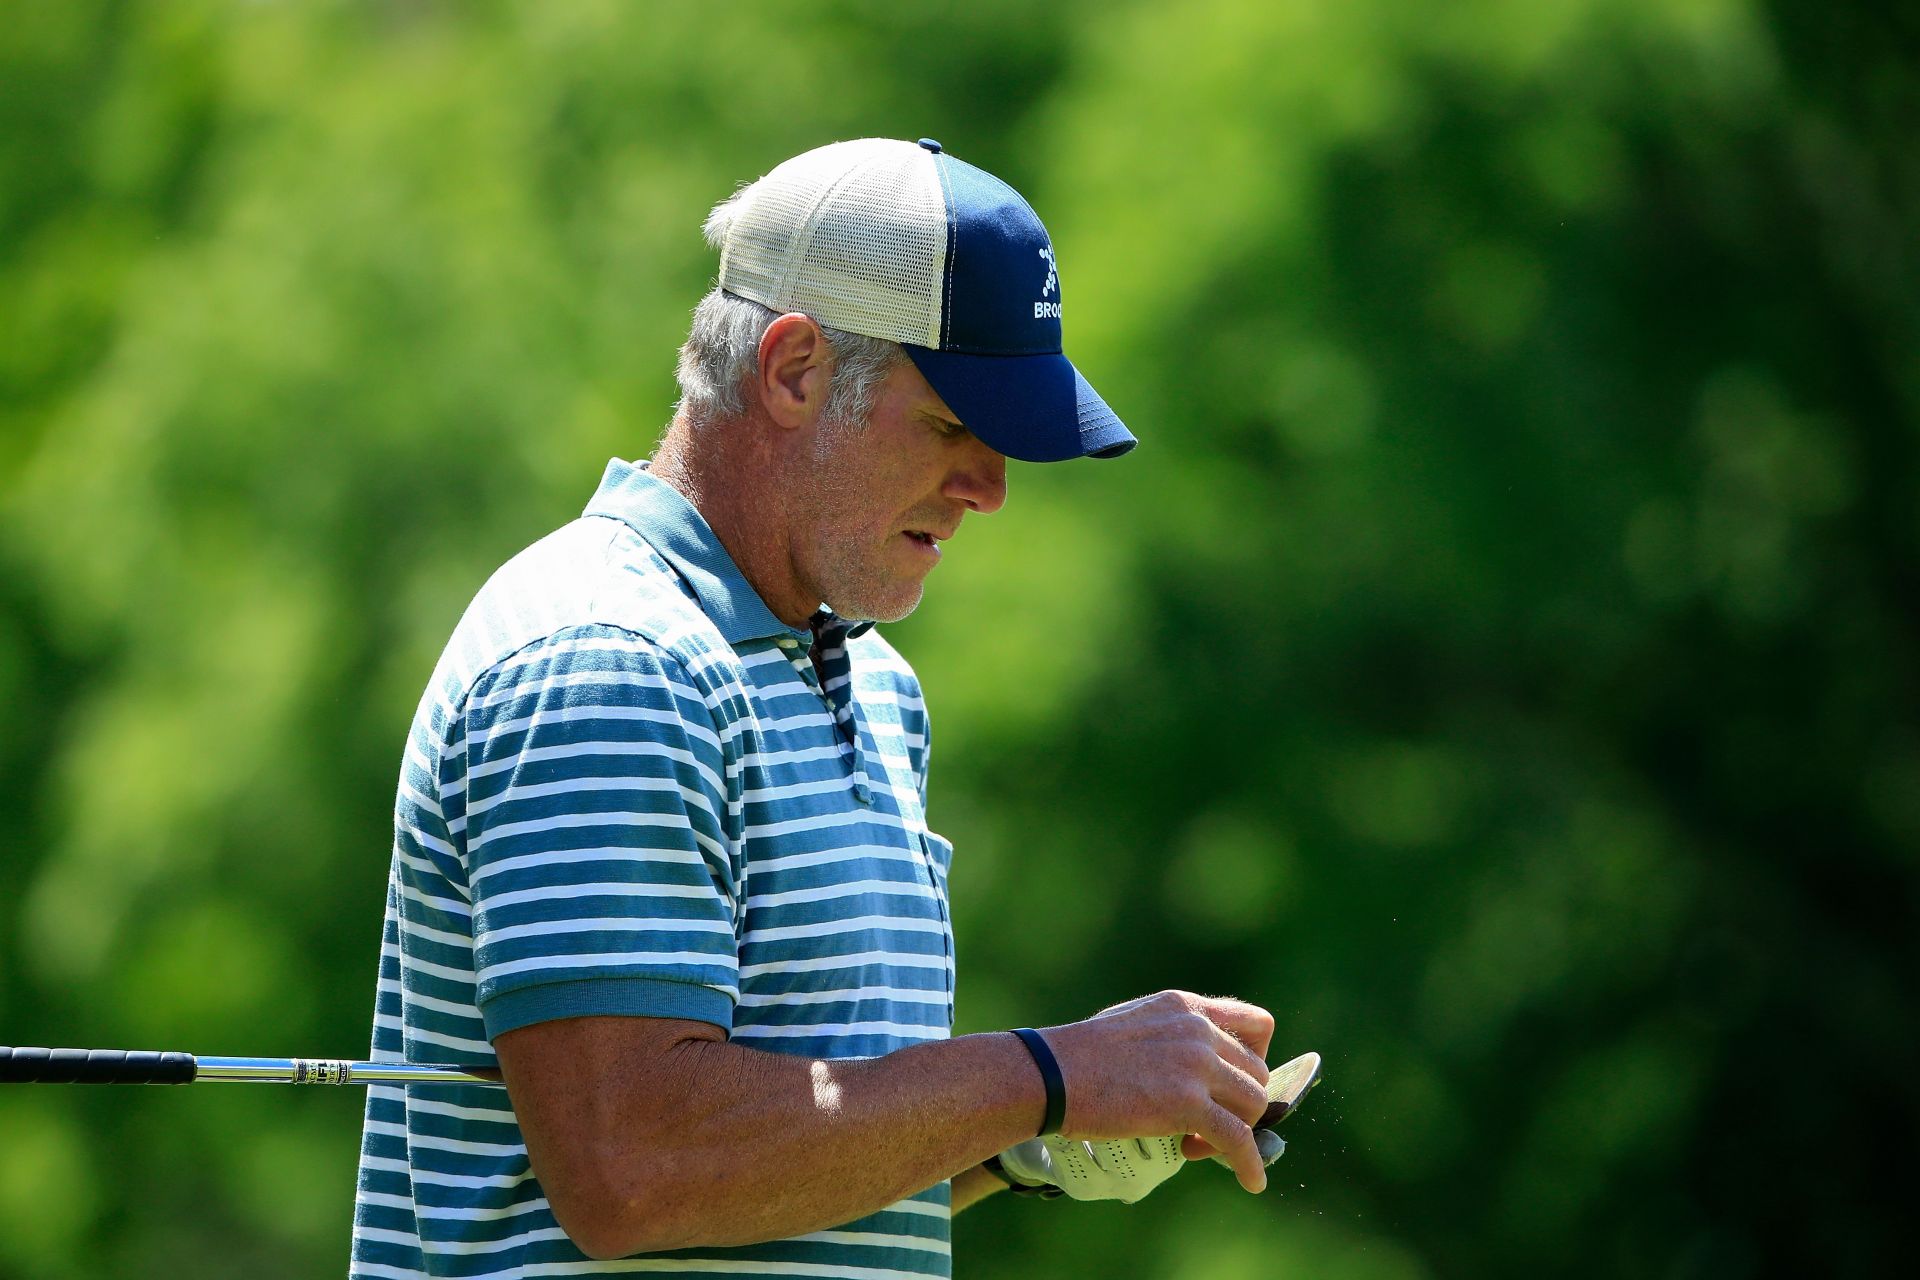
xmin=719 ymin=139 xmax=945 ymax=347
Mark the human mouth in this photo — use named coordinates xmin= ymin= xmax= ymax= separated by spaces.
xmin=901 ymin=529 xmax=946 ymax=560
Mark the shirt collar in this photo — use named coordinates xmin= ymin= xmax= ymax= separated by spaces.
xmin=585 ymin=458 xmax=799 ymax=645
xmin=583 ymin=458 xmax=872 ymax=647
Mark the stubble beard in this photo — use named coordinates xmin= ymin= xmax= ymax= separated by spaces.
xmin=801 ymin=418 xmax=927 ymax=625
xmin=823 ymin=559 xmax=925 ymax=624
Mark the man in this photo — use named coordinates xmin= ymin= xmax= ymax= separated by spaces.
xmin=351 ymin=138 xmax=1277 ymax=1279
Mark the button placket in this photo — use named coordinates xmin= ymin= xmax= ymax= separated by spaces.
xmin=808 ymin=614 xmax=872 ymax=801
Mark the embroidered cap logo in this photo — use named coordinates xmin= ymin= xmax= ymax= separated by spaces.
xmin=1034 ymin=245 xmax=1062 ymax=320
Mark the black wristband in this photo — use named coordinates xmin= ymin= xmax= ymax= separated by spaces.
xmin=1009 ymin=1028 xmax=1066 ymax=1137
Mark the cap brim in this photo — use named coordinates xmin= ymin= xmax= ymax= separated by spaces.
xmin=902 ymin=347 xmax=1136 ymax=463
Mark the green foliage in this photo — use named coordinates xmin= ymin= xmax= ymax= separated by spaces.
xmin=2 ymin=1 xmax=1915 ymax=1276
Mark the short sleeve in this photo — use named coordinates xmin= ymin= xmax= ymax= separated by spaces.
xmin=454 ymin=624 xmax=741 ymax=1041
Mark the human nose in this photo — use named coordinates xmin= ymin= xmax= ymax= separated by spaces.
xmin=944 ymin=441 xmax=1007 ymax=515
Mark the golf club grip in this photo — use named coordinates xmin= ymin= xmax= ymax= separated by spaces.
xmin=0 ymin=1046 xmax=198 ymax=1085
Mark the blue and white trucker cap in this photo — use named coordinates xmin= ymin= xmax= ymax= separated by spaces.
xmin=715 ymin=137 xmax=1136 ymax=463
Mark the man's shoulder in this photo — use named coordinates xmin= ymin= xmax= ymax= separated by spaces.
xmin=430 ymin=515 xmax=745 ymax=712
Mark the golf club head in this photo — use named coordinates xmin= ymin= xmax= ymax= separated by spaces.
xmin=1215 ymin=1050 xmax=1323 ymax=1169
xmin=1257 ymin=1050 xmax=1322 ymax=1130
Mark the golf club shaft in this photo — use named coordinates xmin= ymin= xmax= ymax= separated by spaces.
xmin=0 ymin=1045 xmax=502 ymax=1087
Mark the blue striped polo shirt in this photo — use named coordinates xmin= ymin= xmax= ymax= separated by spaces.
xmin=350 ymin=459 xmax=958 ymax=1279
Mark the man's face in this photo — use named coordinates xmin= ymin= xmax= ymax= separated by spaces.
xmin=793 ymin=360 xmax=1008 ymax=623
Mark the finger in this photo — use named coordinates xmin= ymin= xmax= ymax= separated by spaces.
xmin=1090 ymin=1135 xmax=1181 ymax=1175
xmin=1180 ymin=1133 xmax=1219 ymax=1160
xmin=1206 ymin=1055 xmax=1273 ymax=1129
xmin=1195 ymin=1101 xmax=1266 ymax=1194
xmin=1196 ymin=997 xmax=1276 ymax=1062
xmin=1207 ymin=1130 xmax=1285 ymax=1169
xmin=1205 ymin=1019 xmax=1271 ymax=1090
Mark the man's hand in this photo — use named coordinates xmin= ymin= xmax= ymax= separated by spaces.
xmin=1026 ymin=991 xmax=1276 ymax=1194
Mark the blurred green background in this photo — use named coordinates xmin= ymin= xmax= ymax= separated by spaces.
xmin=3 ymin=1 xmax=1916 ymax=1276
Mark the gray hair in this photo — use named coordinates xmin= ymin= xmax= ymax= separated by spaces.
xmin=674 ymin=187 xmax=907 ymax=428
xmin=674 ymin=289 xmax=905 ymax=429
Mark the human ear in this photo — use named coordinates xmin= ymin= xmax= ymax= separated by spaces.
xmin=756 ymin=312 xmax=831 ymax=430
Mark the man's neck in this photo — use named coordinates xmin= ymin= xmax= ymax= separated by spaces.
xmin=650 ymin=414 xmax=817 ymax=628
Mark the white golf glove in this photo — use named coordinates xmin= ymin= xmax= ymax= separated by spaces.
xmin=996 ymin=1133 xmax=1188 ymax=1204
xmin=994 ymin=1129 xmax=1286 ymax=1204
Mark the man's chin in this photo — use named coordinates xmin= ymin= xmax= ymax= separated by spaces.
xmin=824 ymin=582 xmax=925 ymax=626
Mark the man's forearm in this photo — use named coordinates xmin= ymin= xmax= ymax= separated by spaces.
xmin=500 ymin=1018 xmax=1044 ymax=1259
